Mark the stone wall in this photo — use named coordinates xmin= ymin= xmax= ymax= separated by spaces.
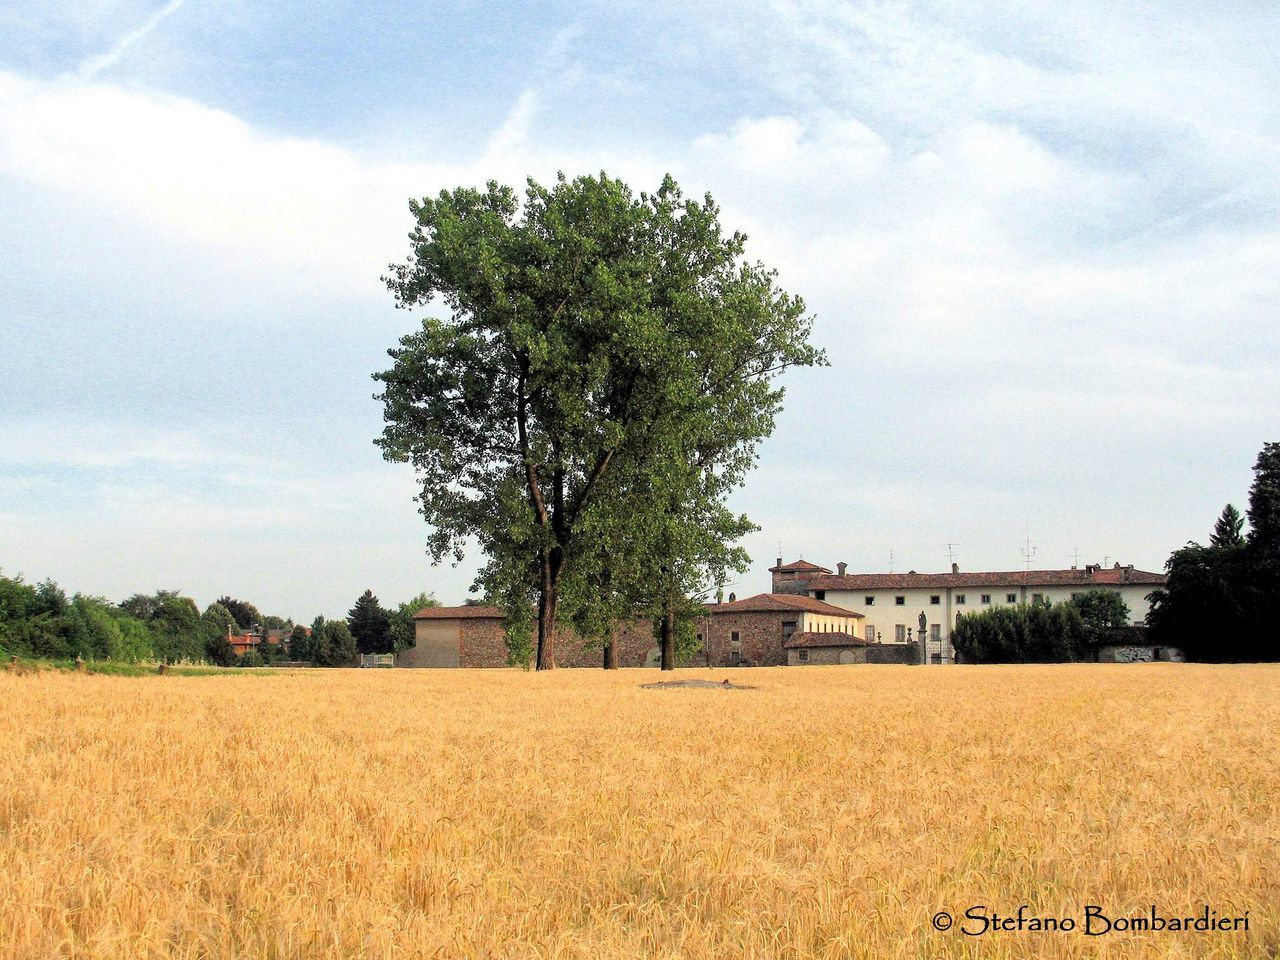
xmin=865 ymin=643 xmax=921 ymax=665
xmin=406 ymin=617 xmax=657 ymax=668
xmin=786 ymin=646 xmax=867 ymax=665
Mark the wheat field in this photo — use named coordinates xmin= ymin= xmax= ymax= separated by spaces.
xmin=2 ymin=664 xmax=1276 ymax=959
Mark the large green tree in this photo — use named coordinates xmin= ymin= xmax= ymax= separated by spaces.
xmin=1148 ymin=444 xmax=1280 ymax=661
xmin=1068 ymin=589 xmax=1130 ymax=644
xmin=376 ymin=172 xmax=823 ymax=669
xmin=215 ymin=596 xmax=261 ymax=633
xmin=1146 ymin=541 xmax=1254 ymax=660
xmin=347 ymin=589 xmax=392 ymax=655
xmin=313 ymin=619 xmax=357 ymax=667
xmin=1247 ymin=443 xmax=1280 ymax=640
xmin=1247 ymin=444 xmax=1280 ymax=560
xmin=288 ymin=623 xmax=314 ymax=661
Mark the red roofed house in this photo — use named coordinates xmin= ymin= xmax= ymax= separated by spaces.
xmin=690 ymin=593 xmax=863 ymax=667
xmin=227 ymin=632 xmax=262 ymax=658
xmin=769 ymin=558 xmax=1167 ymax=664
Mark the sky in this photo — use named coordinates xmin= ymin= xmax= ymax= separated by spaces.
xmin=1 ymin=0 xmax=1278 ymax=621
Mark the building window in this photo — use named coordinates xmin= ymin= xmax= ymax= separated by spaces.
xmin=1006 ymin=593 xmax=1017 ymax=603
xmin=866 ymin=624 xmax=876 ymax=642
xmin=696 ymin=633 xmax=703 ymax=647
xmin=865 ymin=596 xmax=875 ymax=606
xmin=813 ymin=589 xmax=826 ymax=600
xmin=980 ymin=594 xmax=991 ymax=604
xmin=895 ymin=596 xmax=905 ymax=606
xmin=782 ymin=621 xmax=796 ymax=641
xmin=730 ymin=631 xmax=741 ymax=648
xmin=930 ymin=595 xmax=940 ymax=605
xmin=1032 ymin=593 xmax=1044 ymax=603
xmin=730 ymin=650 xmax=741 ymax=666
xmin=930 ymin=623 xmax=941 ymax=640
xmin=956 ymin=594 xmax=966 ymax=604
xmin=1071 ymin=592 xmax=1082 ymax=600
xmin=895 ymin=624 xmax=906 ymax=642
xmin=797 ymin=649 xmax=809 ymax=662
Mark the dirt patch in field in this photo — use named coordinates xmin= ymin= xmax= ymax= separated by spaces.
xmin=640 ymin=678 xmax=757 ymax=690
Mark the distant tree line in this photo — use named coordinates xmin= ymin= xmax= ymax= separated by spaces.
xmin=0 ymin=574 xmax=439 ymax=669
xmin=1145 ymin=442 xmax=1280 ymax=661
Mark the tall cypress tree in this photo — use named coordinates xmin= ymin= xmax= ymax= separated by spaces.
xmin=347 ymin=589 xmax=391 ymax=655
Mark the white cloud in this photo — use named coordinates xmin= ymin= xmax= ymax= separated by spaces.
xmin=2 ymin=0 xmax=1279 ymax=607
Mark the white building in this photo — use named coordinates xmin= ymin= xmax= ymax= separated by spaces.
xmin=768 ymin=559 xmax=1167 ymax=663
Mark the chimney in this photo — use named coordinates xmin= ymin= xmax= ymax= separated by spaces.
xmin=776 ymin=557 xmax=783 ymax=568
xmin=951 ymin=562 xmax=959 ymax=574
xmin=837 ymin=561 xmax=847 ymax=576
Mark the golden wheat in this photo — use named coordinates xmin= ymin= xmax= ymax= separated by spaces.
xmin=1 ymin=664 xmax=1276 ymax=959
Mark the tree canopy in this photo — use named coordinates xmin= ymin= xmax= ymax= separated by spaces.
xmin=951 ymin=598 xmax=1087 ymax=664
xmin=215 ymin=596 xmax=262 ymax=634
xmin=1210 ymin=504 xmax=1245 ymax=548
xmin=1147 ymin=442 xmax=1280 ymax=661
xmin=313 ymin=619 xmax=357 ymax=667
xmin=347 ymin=589 xmax=392 ymax=655
xmin=376 ymin=172 xmax=824 ymax=668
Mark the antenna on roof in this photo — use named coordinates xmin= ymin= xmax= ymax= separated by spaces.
xmin=1021 ymin=506 xmax=1036 ymax=571
xmin=1069 ymin=547 xmax=1080 ymax=569
xmin=946 ymin=543 xmax=958 ymax=567
xmin=888 ymin=549 xmax=895 ymax=573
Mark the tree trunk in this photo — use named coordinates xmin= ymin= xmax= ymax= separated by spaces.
xmin=536 ymin=592 xmax=557 ymax=671
xmin=603 ymin=627 xmax=617 ymax=670
xmin=660 ymin=606 xmax=676 ymax=671
xmin=536 ymin=550 xmax=560 ymax=671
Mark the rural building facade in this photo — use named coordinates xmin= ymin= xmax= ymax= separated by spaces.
xmin=400 ymin=592 xmax=864 ymax=668
xmin=784 ymin=631 xmax=868 ymax=665
xmin=770 ymin=558 xmax=1167 ymax=664
xmin=396 ymin=559 xmax=1167 ymax=668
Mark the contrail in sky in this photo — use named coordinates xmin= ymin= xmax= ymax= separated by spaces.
xmin=78 ymin=0 xmax=190 ymax=80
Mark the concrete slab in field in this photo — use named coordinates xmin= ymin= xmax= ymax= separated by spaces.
xmin=640 ymin=678 xmax=756 ymax=690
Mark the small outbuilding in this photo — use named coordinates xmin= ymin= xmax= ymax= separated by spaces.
xmin=784 ymin=630 xmax=869 ymax=665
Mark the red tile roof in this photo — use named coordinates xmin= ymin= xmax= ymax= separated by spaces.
xmin=703 ymin=593 xmax=864 ymax=618
xmin=413 ymin=594 xmax=869 ymax=622
xmin=768 ymin=559 xmax=832 ymax=573
xmin=784 ymin=630 xmax=869 ymax=649
xmin=413 ymin=605 xmax=505 ymax=620
xmin=808 ymin=565 xmax=1166 ymax=591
